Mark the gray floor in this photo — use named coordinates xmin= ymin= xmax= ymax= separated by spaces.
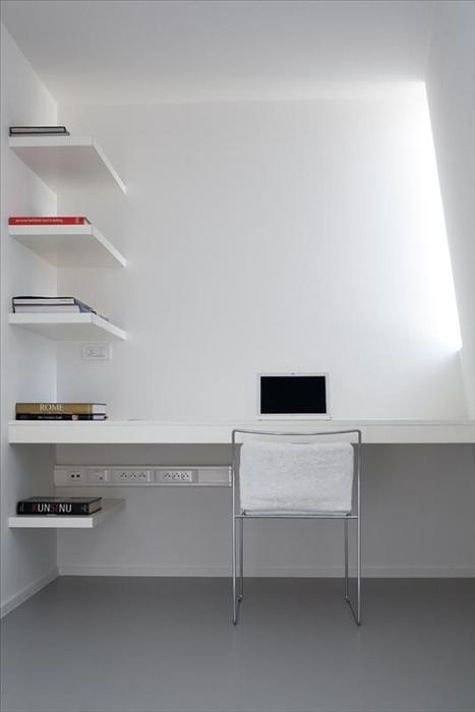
xmin=1 ymin=577 xmax=474 ymax=712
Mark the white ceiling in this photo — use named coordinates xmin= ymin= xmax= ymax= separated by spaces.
xmin=1 ymin=0 xmax=434 ymax=104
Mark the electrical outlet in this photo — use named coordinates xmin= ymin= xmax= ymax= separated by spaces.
xmin=111 ymin=469 xmax=152 ymax=484
xmin=156 ymin=469 xmax=196 ymax=484
xmin=54 ymin=465 xmax=230 ymax=487
xmin=87 ymin=468 xmax=109 ymax=483
xmin=67 ymin=469 xmax=84 ymax=483
xmin=53 ymin=468 xmax=86 ymax=485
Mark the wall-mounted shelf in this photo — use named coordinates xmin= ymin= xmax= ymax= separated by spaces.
xmin=7 ymin=419 xmax=475 ymax=445
xmin=9 ymin=312 xmax=126 ymax=341
xmin=9 ymin=136 xmax=127 ymax=194
xmin=9 ymin=224 xmax=126 ymax=268
xmin=8 ymin=499 xmax=125 ymax=529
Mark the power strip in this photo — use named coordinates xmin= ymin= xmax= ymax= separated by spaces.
xmin=54 ymin=465 xmax=231 ymax=487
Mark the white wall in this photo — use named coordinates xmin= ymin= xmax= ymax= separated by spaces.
xmin=54 ymin=89 xmax=473 ymax=578
xmin=57 ymin=89 xmax=466 ymax=421
xmin=425 ymin=0 xmax=475 ymax=417
xmin=0 ymin=26 xmax=58 ymax=615
xmin=56 ymin=444 xmax=475 ymax=577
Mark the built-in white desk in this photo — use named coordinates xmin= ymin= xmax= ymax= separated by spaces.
xmin=8 ymin=419 xmax=475 ymax=444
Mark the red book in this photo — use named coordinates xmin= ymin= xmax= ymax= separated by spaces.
xmin=9 ymin=216 xmax=90 ymax=225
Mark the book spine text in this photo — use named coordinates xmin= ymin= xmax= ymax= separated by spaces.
xmin=17 ymin=503 xmax=97 ymax=515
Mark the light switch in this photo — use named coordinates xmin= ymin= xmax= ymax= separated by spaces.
xmin=82 ymin=343 xmax=111 ymax=360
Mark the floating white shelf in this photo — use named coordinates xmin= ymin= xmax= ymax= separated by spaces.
xmin=9 ymin=136 xmax=127 ymax=194
xmin=9 ymin=224 xmax=126 ymax=268
xmin=7 ymin=419 xmax=475 ymax=445
xmin=8 ymin=499 xmax=125 ymax=529
xmin=9 ymin=312 xmax=126 ymax=341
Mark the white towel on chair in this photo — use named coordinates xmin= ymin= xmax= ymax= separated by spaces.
xmin=239 ymin=441 xmax=354 ymax=513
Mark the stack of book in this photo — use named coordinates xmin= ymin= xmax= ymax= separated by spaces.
xmin=16 ymin=402 xmax=107 ymax=421
xmin=12 ymin=296 xmax=101 ymax=316
xmin=9 ymin=125 xmax=70 ymax=137
xmin=9 ymin=216 xmax=90 ymax=225
xmin=17 ymin=497 xmax=102 ymax=516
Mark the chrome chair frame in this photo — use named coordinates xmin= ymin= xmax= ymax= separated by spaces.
xmin=231 ymin=428 xmax=362 ymax=625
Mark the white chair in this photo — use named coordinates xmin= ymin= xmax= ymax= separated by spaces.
xmin=231 ymin=429 xmax=362 ymax=625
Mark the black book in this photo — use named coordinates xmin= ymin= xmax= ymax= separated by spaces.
xmin=13 ymin=306 xmax=93 ymax=314
xmin=16 ymin=414 xmax=107 ymax=421
xmin=9 ymin=126 xmax=70 ymax=136
xmin=17 ymin=497 xmax=102 ymax=516
xmin=12 ymin=296 xmax=96 ymax=314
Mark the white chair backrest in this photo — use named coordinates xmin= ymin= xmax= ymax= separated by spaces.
xmin=238 ymin=439 xmax=355 ymax=514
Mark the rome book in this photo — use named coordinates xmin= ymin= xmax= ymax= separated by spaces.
xmin=16 ymin=403 xmax=106 ymax=416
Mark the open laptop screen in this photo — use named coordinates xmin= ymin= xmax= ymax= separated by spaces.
xmin=259 ymin=374 xmax=328 ymax=417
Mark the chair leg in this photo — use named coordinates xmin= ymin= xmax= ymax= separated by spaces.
xmin=356 ymin=509 xmax=361 ymax=625
xmin=344 ymin=516 xmax=349 ymax=601
xmin=344 ymin=516 xmax=361 ymax=626
xmin=238 ymin=516 xmax=244 ymax=601
xmin=232 ymin=513 xmax=239 ymax=625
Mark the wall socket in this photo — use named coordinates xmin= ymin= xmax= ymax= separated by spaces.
xmin=87 ymin=469 xmax=110 ymax=483
xmin=156 ymin=469 xmax=196 ymax=484
xmin=111 ymin=469 xmax=152 ymax=484
xmin=67 ymin=469 xmax=84 ymax=483
xmin=54 ymin=466 xmax=231 ymax=487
